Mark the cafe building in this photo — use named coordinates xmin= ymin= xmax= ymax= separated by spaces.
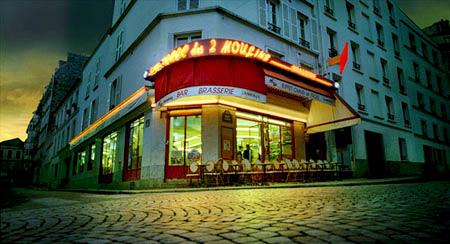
xmin=68 ymin=38 xmax=359 ymax=188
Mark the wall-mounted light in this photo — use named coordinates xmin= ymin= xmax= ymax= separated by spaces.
xmin=334 ymin=82 xmax=340 ymax=89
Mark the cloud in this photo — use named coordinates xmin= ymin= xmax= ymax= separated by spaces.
xmin=0 ymin=47 xmax=66 ymax=141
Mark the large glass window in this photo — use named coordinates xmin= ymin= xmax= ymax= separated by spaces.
xmin=236 ymin=112 xmax=292 ymax=163
xmin=101 ymin=131 xmax=117 ymax=175
xmin=77 ymin=150 xmax=86 ymax=174
xmin=88 ymin=143 xmax=95 ymax=171
xmin=127 ymin=116 xmax=144 ymax=170
xmin=237 ymin=118 xmax=262 ymax=163
xmin=169 ymin=115 xmax=202 ymax=166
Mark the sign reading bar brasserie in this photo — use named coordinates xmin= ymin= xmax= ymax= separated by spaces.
xmin=156 ymin=85 xmax=267 ymax=109
xmin=265 ymin=76 xmax=335 ymax=105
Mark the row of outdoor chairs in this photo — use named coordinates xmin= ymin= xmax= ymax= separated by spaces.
xmin=186 ymin=158 xmax=352 ymax=186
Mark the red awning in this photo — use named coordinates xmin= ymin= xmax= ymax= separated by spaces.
xmin=154 ymin=56 xmax=266 ymax=102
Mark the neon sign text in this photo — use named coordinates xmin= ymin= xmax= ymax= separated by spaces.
xmin=146 ymin=39 xmax=333 ymax=88
xmin=148 ymin=39 xmax=271 ymax=77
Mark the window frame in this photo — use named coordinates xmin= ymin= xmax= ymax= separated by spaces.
xmin=174 ymin=32 xmax=202 ymax=48
xmin=168 ymin=113 xmax=202 ymax=167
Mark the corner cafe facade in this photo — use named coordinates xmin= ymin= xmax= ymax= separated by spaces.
xmin=69 ymin=38 xmax=360 ymax=185
xmin=144 ymin=38 xmax=360 ymax=179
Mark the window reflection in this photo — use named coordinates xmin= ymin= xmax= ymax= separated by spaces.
xmin=169 ymin=115 xmax=202 ymax=166
xmin=236 ymin=112 xmax=292 ymax=163
xmin=76 ymin=150 xmax=86 ymax=174
xmin=236 ymin=119 xmax=261 ymax=163
xmin=102 ymin=131 xmax=117 ymax=175
xmin=128 ymin=116 xmax=144 ymax=170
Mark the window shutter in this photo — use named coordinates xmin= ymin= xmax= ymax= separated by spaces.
xmin=258 ymin=0 xmax=267 ymax=27
xmin=282 ymin=2 xmax=290 ymax=37
xmin=310 ymin=18 xmax=319 ymax=51
xmin=290 ymin=8 xmax=298 ymax=43
xmin=116 ymin=75 xmax=122 ymax=105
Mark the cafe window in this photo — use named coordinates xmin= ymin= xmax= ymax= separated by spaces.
xmin=126 ymin=116 xmax=144 ymax=170
xmin=88 ymin=143 xmax=95 ymax=171
xmin=236 ymin=112 xmax=292 ymax=163
xmin=101 ymin=131 xmax=118 ymax=176
xmin=169 ymin=115 xmax=202 ymax=166
xmin=77 ymin=150 xmax=86 ymax=174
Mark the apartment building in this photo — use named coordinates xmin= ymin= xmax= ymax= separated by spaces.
xmin=26 ymin=53 xmax=87 ymax=186
xmin=28 ymin=0 xmax=448 ymax=189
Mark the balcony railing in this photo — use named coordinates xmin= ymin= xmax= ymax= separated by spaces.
xmin=329 ymin=47 xmax=338 ymax=57
xmin=348 ymin=21 xmax=356 ymax=29
xmin=299 ymin=38 xmax=310 ymax=49
xmin=377 ymin=39 xmax=385 ymax=47
xmin=267 ymin=22 xmax=281 ymax=34
xmin=358 ymin=103 xmax=366 ymax=111
xmin=324 ymin=6 xmax=334 ymax=15
xmin=388 ymin=113 xmax=395 ymax=120
xmin=353 ymin=62 xmax=361 ymax=70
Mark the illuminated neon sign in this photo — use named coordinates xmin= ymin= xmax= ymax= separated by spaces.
xmin=144 ymin=39 xmax=333 ymax=87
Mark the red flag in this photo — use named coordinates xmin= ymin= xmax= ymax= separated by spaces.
xmin=339 ymin=42 xmax=349 ymax=74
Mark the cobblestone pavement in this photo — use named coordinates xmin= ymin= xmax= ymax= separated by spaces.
xmin=1 ymin=181 xmax=449 ymax=243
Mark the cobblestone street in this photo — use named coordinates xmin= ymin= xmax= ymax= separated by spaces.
xmin=1 ymin=181 xmax=450 ymax=243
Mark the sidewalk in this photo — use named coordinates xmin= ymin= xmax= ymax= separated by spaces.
xmin=65 ymin=176 xmax=423 ymax=195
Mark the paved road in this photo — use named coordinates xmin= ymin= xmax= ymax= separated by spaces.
xmin=1 ymin=181 xmax=449 ymax=243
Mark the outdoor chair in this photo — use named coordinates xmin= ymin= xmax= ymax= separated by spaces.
xmin=186 ymin=161 xmax=201 ymax=186
xmin=222 ymin=160 xmax=236 ymax=185
xmin=292 ymin=159 xmax=303 ymax=182
xmin=267 ymin=160 xmax=283 ymax=182
xmin=308 ymin=159 xmax=320 ymax=181
xmin=238 ymin=159 xmax=258 ymax=184
xmin=253 ymin=160 xmax=265 ymax=183
xmin=285 ymin=159 xmax=298 ymax=182
xmin=322 ymin=160 xmax=337 ymax=180
xmin=203 ymin=160 xmax=221 ymax=186
xmin=317 ymin=160 xmax=324 ymax=180
xmin=300 ymin=159 xmax=308 ymax=182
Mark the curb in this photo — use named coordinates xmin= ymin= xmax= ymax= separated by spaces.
xmin=64 ymin=176 xmax=424 ymax=195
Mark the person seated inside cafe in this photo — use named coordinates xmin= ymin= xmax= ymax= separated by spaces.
xmin=236 ymin=145 xmax=243 ymax=162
